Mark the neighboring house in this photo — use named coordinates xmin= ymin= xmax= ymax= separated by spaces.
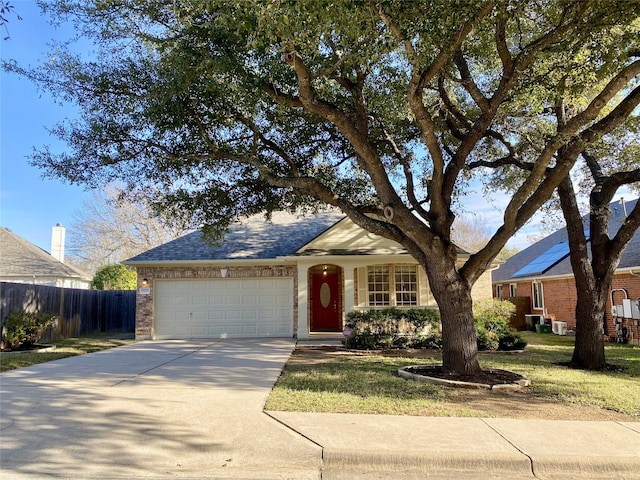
xmin=492 ymin=198 xmax=640 ymax=342
xmin=0 ymin=226 xmax=92 ymax=289
xmin=124 ymin=211 xmax=496 ymax=340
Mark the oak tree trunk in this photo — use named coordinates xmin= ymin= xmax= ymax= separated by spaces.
xmin=437 ymin=284 xmax=481 ymax=375
xmin=570 ymin=289 xmax=606 ymax=370
xmin=421 ymin=250 xmax=481 ymax=375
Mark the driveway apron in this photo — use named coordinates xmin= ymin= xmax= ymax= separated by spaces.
xmin=0 ymin=339 xmax=321 ymax=479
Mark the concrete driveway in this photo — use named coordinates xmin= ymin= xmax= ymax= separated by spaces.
xmin=0 ymin=339 xmax=321 ymax=479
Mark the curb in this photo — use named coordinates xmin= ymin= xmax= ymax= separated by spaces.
xmin=530 ymin=454 xmax=640 ymax=479
xmin=322 ymin=448 xmax=534 ymax=479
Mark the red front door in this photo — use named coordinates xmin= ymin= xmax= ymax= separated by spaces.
xmin=311 ymin=268 xmax=342 ymax=331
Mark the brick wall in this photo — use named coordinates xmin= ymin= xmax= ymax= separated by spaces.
xmin=134 ymin=265 xmax=297 ymax=339
xmin=535 ymin=278 xmax=577 ymax=327
xmin=502 ymin=273 xmax=640 ymax=339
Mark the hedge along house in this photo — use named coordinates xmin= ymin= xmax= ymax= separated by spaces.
xmin=492 ymin=198 xmax=640 ymax=344
xmin=125 ymin=211 xmax=496 ymax=340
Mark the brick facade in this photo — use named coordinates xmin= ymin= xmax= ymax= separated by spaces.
xmin=134 ymin=265 xmax=297 ymax=339
xmin=496 ymin=274 xmax=640 ymax=341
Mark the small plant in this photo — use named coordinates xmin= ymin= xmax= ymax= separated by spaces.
xmin=2 ymin=312 xmax=56 ymax=351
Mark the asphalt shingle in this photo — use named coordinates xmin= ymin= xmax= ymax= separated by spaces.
xmin=125 ymin=211 xmax=345 ymax=262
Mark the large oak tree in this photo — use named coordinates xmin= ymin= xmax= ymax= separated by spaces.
xmin=5 ymin=0 xmax=640 ymax=375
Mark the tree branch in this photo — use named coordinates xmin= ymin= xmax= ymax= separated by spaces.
xmin=453 ymin=49 xmax=490 ymax=113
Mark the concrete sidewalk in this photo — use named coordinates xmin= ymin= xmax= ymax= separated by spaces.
xmin=269 ymin=411 xmax=640 ymax=479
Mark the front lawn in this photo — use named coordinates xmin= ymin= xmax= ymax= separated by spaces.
xmin=266 ymin=332 xmax=640 ymax=419
xmin=0 ymin=334 xmax=136 ymax=372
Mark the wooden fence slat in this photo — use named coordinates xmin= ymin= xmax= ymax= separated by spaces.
xmin=0 ymin=282 xmax=135 ymax=341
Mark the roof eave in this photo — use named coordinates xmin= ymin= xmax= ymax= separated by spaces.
xmin=123 ymin=258 xmax=297 ymax=267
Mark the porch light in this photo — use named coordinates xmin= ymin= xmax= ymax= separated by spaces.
xmin=323 ymin=265 xmax=327 ymax=275
xmin=142 ymin=278 xmax=149 ymax=286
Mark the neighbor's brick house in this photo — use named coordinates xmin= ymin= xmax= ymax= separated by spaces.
xmin=493 ymin=198 xmax=640 ymax=343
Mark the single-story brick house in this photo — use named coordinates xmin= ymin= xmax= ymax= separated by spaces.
xmin=125 ymin=211 xmax=495 ymax=340
xmin=492 ymin=198 xmax=640 ymax=343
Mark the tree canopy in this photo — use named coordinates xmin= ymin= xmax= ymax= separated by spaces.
xmin=5 ymin=0 xmax=640 ymax=374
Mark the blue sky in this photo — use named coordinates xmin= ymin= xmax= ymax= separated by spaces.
xmin=1 ymin=1 xmax=90 ymax=252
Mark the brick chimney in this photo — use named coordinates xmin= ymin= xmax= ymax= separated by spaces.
xmin=51 ymin=224 xmax=65 ymax=263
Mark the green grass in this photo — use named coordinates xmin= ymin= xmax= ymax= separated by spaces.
xmin=0 ymin=334 xmax=136 ymax=372
xmin=266 ymin=333 xmax=640 ymax=418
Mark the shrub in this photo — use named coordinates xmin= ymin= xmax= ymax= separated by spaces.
xmin=344 ymin=308 xmax=441 ymax=349
xmin=92 ymin=264 xmax=137 ymax=290
xmin=343 ymin=300 xmax=526 ymax=352
xmin=473 ymin=298 xmax=526 ymax=351
xmin=3 ymin=312 xmax=57 ymax=351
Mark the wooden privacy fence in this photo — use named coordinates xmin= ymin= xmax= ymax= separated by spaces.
xmin=0 ymin=282 xmax=136 ymax=341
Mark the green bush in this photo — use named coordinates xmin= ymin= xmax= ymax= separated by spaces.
xmin=343 ymin=299 xmax=526 ymax=352
xmin=344 ymin=308 xmax=441 ymax=349
xmin=473 ymin=298 xmax=526 ymax=351
xmin=92 ymin=264 xmax=137 ymax=290
xmin=3 ymin=312 xmax=57 ymax=351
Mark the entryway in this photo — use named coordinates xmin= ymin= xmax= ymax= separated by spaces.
xmin=309 ymin=264 xmax=343 ymax=332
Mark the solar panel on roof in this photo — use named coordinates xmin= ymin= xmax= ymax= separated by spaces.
xmin=512 ymin=241 xmax=570 ymax=277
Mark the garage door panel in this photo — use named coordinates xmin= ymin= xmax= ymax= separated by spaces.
xmin=192 ymin=295 xmax=209 ymax=305
xmin=210 ymin=294 xmax=225 ymax=305
xmin=154 ymin=278 xmax=293 ymax=339
xmin=225 ymin=294 xmax=242 ymax=305
xmin=191 ymin=326 xmax=208 ymax=337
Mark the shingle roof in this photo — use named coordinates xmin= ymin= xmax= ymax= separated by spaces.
xmin=0 ymin=227 xmax=91 ymax=280
xmin=125 ymin=211 xmax=345 ymax=263
xmin=493 ymin=198 xmax=640 ymax=283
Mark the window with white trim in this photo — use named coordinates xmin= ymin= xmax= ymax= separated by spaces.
xmin=395 ymin=265 xmax=418 ymax=306
xmin=367 ymin=265 xmax=419 ymax=307
xmin=532 ymin=282 xmax=544 ymax=310
xmin=495 ymin=284 xmax=503 ymax=298
xmin=509 ymin=283 xmax=518 ymax=297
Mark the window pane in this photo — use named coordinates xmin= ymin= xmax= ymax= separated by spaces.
xmin=395 ymin=265 xmax=417 ymax=306
xmin=532 ymin=283 xmax=543 ymax=309
xmin=367 ymin=265 xmax=390 ymax=306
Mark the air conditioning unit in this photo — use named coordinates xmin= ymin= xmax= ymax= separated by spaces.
xmin=552 ymin=321 xmax=567 ymax=336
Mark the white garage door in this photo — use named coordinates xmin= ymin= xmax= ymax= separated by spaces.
xmin=154 ymin=278 xmax=293 ymax=339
